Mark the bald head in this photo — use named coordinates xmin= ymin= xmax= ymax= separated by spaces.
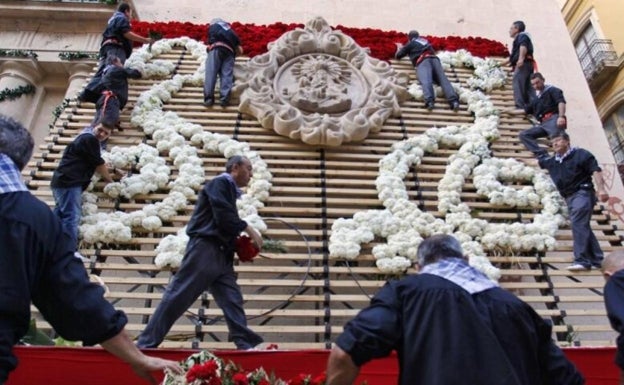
xmin=602 ymin=250 xmax=624 ymax=279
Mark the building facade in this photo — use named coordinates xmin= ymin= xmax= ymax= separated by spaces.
xmin=561 ymin=0 xmax=624 ymax=175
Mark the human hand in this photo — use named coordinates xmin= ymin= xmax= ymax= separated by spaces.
xmin=598 ymin=192 xmax=609 ymax=203
xmin=557 ymin=116 xmax=566 ymax=129
xmin=131 ymin=356 xmax=182 ymax=385
xmin=517 ymin=59 xmax=524 ymax=68
xmin=246 ymin=225 xmax=263 ymax=249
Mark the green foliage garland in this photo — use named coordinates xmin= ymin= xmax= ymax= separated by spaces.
xmin=0 ymin=84 xmax=35 ymax=103
xmin=48 ymin=98 xmax=71 ymax=129
xmin=0 ymin=49 xmax=38 ymax=60
xmin=58 ymin=51 xmax=99 ymax=61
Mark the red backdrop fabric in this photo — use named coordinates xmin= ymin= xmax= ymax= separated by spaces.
xmin=6 ymin=346 xmax=619 ymax=385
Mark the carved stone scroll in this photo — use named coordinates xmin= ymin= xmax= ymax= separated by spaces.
xmin=234 ymin=16 xmax=409 ymax=146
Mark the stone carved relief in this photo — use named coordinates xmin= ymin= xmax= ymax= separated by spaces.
xmin=234 ymin=17 xmax=409 ymax=146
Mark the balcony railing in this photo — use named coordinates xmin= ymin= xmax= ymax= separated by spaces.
xmin=577 ymin=39 xmax=619 ymax=91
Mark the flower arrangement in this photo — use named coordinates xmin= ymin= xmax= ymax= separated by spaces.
xmin=329 ymin=49 xmax=566 ymax=279
xmin=236 ymin=235 xmax=260 ymax=263
xmin=130 ymin=21 xmax=508 ymax=60
xmin=163 ymin=350 xmax=361 ymax=385
xmin=76 ymin=31 xmax=553 ymax=278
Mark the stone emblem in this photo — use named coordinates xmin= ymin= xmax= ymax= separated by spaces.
xmin=234 ymin=17 xmax=409 ymax=146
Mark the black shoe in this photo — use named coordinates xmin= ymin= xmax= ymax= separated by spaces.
xmin=425 ymin=101 xmax=434 ymax=111
xmin=220 ymin=100 xmax=229 ymax=107
xmin=203 ymin=100 xmax=214 ymax=107
xmin=450 ymin=101 xmax=460 ymax=111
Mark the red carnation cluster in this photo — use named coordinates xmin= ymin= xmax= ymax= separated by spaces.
xmin=186 ymin=360 xmax=221 ymax=384
xmin=131 ymin=20 xmax=508 ymax=60
xmin=236 ymin=235 xmax=260 ymax=263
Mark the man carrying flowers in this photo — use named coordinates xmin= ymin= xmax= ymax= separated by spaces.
xmin=137 ymin=155 xmax=264 ymax=350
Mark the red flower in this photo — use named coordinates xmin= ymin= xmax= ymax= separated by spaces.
xmin=236 ymin=235 xmax=259 ymax=262
xmin=130 ymin=20 xmax=508 ymax=60
xmin=287 ymin=373 xmax=311 ymax=385
xmin=311 ymin=371 xmax=327 ymax=385
xmin=232 ymin=372 xmax=250 ymax=385
xmin=186 ymin=360 xmax=221 ymax=384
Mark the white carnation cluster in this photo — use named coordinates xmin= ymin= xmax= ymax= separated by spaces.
xmin=330 ymin=50 xmax=566 ymax=280
xmin=154 ymin=227 xmax=190 ymax=268
xmin=103 ymin=144 xmax=170 ymax=199
xmin=80 ymin=38 xmax=273 ymax=259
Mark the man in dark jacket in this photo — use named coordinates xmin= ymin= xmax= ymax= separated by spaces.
xmin=93 ymin=55 xmax=142 ymax=128
xmin=519 ymin=72 xmax=567 ymax=156
xmin=0 ymin=114 xmax=181 ymax=384
xmin=79 ymin=2 xmax=152 ymax=104
xmin=506 ymin=20 xmax=536 ymax=109
xmin=51 ymin=123 xmax=114 ymax=257
xmin=396 ymin=30 xmax=459 ymax=111
xmin=136 ymin=155 xmax=264 ymax=350
xmin=203 ymin=18 xmax=242 ymax=107
xmin=326 ymin=234 xmax=584 ymax=385
xmin=602 ymin=249 xmax=624 ymax=385
xmin=538 ymin=131 xmax=609 ymax=271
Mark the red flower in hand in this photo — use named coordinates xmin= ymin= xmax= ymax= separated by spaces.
xmin=236 ymin=235 xmax=259 ymax=262
xmin=186 ymin=360 xmax=221 ymax=384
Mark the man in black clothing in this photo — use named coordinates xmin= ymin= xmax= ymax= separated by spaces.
xmin=93 ymin=55 xmax=142 ymax=127
xmin=204 ymin=18 xmax=242 ymax=107
xmin=519 ymin=72 xmax=567 ymax=156
xmin=326 ymin=234 xmax=584 ymax=385
xmin=79 ymin=2 xmax=152 ymax=104
xmin=51 ymin=123 xmax=114 ymax=257
xmin=396 ymin=30 xmax=459 ymax=111
xmin=137 ymin=156 xmax=264 ymax=349
xmin=538 ymin=131 xmax=609 ymax=271
xmin=0 ymin=114 xmax=181 ymax=384
xmin=602 ymin=250 xmax=624 ymax=385
xmin=505 ymin=20 xmax=536 ymax=109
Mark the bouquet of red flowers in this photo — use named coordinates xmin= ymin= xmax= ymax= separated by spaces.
xmin=236 ymin=235 xmax=260 ymax=263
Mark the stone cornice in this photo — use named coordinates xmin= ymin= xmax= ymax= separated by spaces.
xmin=0 ymin=0 xmax=115 ymax=22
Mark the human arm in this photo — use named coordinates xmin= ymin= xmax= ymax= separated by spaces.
xmin=605 ymin=272 xmax=624 ymax=379
xmin=125 ymin=68 xmax=143 ymax=79
xmin=326 ymin=345 xmax=361 ymax=385
xmin=100 ymin=330 xmax=182 ymax=384
xmin=123 ymin=30 xmax=152 ymax=45
xmin=395 ymin=40 xmax=413 ymax=60
xmin=208 ymin=176 xmax=248 ymax=235
xmin=557 ymin=101 xmax=566 ymax=128
xmin=96 ymin=163 xmax=113 ymax=184
xmin=245 ymin=223 xmax=263 ymax=249
xmin=516 ymin=45 xmax=527 ymax=69
xmin=593 ymin=170 xmax=609 ymax=202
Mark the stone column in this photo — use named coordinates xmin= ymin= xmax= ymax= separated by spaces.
xmin=0 ymin=59 xmax=41 ymax=128
xmin=64 ymin=62 xmax=94 ymax=100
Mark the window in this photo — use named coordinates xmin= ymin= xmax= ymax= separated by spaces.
xmin=573 ymin=23 xmax=617 ymax=80
xmin=575 ymin=24 xmax=598 ymax=59
xmin=603 ymin=104 xmax=624 ymax=165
